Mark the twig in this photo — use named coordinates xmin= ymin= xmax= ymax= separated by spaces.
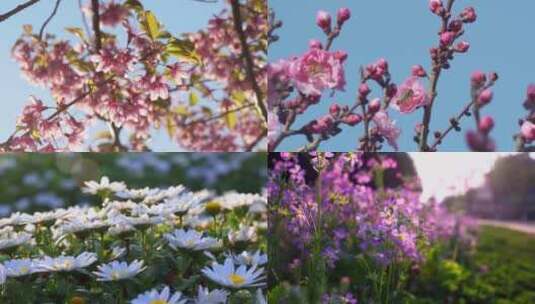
xmin=0 ymin=0 xmax=40 ymax=23
xmin=183 ymin=103 xmax=254 ymax=127
xmin=38 ymin=0 xmax=62 ymax=40
xmin=229 ymin=0 xmax=267 ymax=123
xmin=429 ymin=99 xmax=475 ymax=150
xmin=245 ymin=128 xmax=267 ymax=151
xmin=419 ymin=0 xmax=456 ymax=151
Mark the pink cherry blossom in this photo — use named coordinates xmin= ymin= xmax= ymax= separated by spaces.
xmin=288 ymin=48 xmax=346 ymax=96
xmin=391 ymin=77 xmax=429 ymax=113
xmin=372 ymin=111 xmax=401 ymax=150
xmin=520 ymin=121 xmax=535 ymax=143
xmin=100 ymin=1 xmax=129 ymax=27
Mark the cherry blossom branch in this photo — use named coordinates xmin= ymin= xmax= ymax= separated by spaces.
xmin=230 ymin=0 xmax=267 ymax=123
xmin=0 ymin=0 xmax=40 ymax=23
xmin=245 ymin=128 xmax=267 ymax=151
xmin=183 ymin=103 xmax=254 ymax=127
xmin=38 ymin=0 xmax=62 ymax=40
xmin=419 ymin=0 xmax=455 ymax=151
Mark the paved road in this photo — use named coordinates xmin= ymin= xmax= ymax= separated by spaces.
xmin=478 ymin=219 xmax=535 ymax=235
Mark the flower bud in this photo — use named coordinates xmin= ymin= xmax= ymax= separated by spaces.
xmin=411 ymin=65 xmax=427 ymax=77
xmin=477 ymin=89 xmax=493 ymax=106
xmin=316 ymin=10 xmax=332 ymax=31
xmin=334 ymin=50 xmax=348 ymax=62
xmin=460 ymin=7 xmax=477 ymax=23
xmin=358 ymin=83 xmax=371 ymax=97
xmin=336 ymin=8 xmax=351 ymax=25
xmin=329 ymin=103 xmax=341 ymax=116
xmin=343 ymin=114 xmax=362 ymax=126
xmin=466 ymin=130 xmax=496 ymax=152
xmin=521 ymin=120 xmax=535 ymax=142
xmin=309 ymin=39 xmax=323 ymax=50
xmin=368 ymin=98 xmax=381 ymax=113
xmin=439 ymin=31 xmax=456 ymax=47
xmin=454 ymin=41 xmax=470 ymax=53
xmin=470 ymin=71 xmax=486 ymax=88
xmin=478 ymin=116 xmax=494 ymax=134
xmin=429 ymin=0 xmax=443 ymax=15
xmin=376 ymin=58 xmax=389 ymax=71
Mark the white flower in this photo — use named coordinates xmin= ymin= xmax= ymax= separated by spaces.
xmin=217 ymin=192 xmax=266 ymax=211
xmin=195 ymin=286 xmax=229 ymax=304
xmin=228 ymin=224 xmax=257 ymax=244
xmin=4 ymin=259 xmax=40 ymax=277
xmin=0 ymin=264 xmax=6 ymax=284
xmin=255 ymin=289 xmax=267 ymax=304
xmin=82 ymin=176 xmax=127 ymax=195
xmin=108 ymin=223 xmax=136 ymax=236
xmin=130 ymin=286 xmax=187 ymax=304
xmin=201 ymin=258 xmax=265 ymax=289
xmin=0 ymin=231 xmax=33 ymax=251
xmin=37 ymin=252 xmax=97 ymax=272
xmin=164 ymin=229 xmax=221 ymax=251
xmin=93 ymin=260 xmax=146 ymax=281
xmin=231 ymin=250 xmax=268 ymax=266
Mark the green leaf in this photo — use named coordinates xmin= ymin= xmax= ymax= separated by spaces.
xmin=231 ymin=91 xmax=247 ymax=105
xmin=65 ymin=27 xmax=86 ymax=42
xmin=124 ymin=0 xmax=143 ymax=11
xmin=189 ymin=92 xmax=199 ymax=106
xmin=143 ymin=11 xmax=160 ymax=41
xmin=225 ymin=110 xmax=237 ymax=130
xmin=166 ymin=38 xmax=200 ymax=64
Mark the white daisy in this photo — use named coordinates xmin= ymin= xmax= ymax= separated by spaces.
xmin=201 ymin=258 xmax=265 ymax=289
xmin=82 ymin=176 xmax=127 ymax=195
xmin=231 ymin=250 xmax=268 ymax=266
xmin=93 ymin=260 xmax=146 ymax=281
xmin=4 ymin=258 xmax=40 ymax=277
xmin=37 ymin=252 xmax=97 ymax=272
xmin=0 ymin=264 xmax=6 ymax=284
xmin=130 ymin=286 xmax=187 ymax=304
xmin=164 ymin=229 xmax=221 ymax=251
xmin=0 ymin=231 xmax=33 ymax=251
xmin=195 ymin=286 xmax=229 ymax=304
xmin=228 ymin=224 xmax=257 ymax=244
xmin=255 ymin=289 xmax=267 ymax=304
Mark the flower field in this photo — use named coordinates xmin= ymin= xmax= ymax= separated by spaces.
xmin=267 ymin=152 xmax=535 ymax=304
xmin=0 ymin=153 xmax=267 ymax=303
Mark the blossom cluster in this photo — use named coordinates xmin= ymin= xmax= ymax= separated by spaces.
xmin=0 ymin=176 xmax=267 ymax=303
xmin=268 ymin=152 xmax=477 ymax=303
xmin=268 ymin=1 xmax=535 ymax=152
xmin=2 ymin=0 xmax=267 ymax=152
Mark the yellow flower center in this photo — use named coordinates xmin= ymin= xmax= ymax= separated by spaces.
xmin=111 ymin=271 xmax=121 ymax=280
xmin=20 ymin=266 xmax=29 ymax=274
xmin=149 ymin=300 xmax=168 ymax=304
xmin=228 ymin=273 xmax=246 ymax=286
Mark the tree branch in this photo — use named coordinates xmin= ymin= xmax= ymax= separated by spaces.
xmin=38 ymin=0 xmax=62 ymax=40
xmin=229 ymin=0 xmax=267 ymax=123
xmin=91 ymin=0 xmax=102 ymax=51
xmin=0 ymin=0 xmax=40 ymax=23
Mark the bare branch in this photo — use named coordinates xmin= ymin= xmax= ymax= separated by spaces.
xmin=0 ymin=0 xmax=40 ymax=23
xmin=38 ymin=0 xmax=62 ymax=40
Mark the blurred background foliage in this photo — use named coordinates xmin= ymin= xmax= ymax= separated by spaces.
xmin=0 ymin=153 xmax=266 ymax=215
xmin=443 ymin=153 xmax=535 ymax=220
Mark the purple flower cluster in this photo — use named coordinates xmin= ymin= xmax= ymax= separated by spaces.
xmin=269 ymin=153 xmax=470 ymax=268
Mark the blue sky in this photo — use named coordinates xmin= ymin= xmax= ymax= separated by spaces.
xmin=270 ymin=0 xmax=535 ymax=152
xmin=0 ymin=0 xmax=224 ymax=151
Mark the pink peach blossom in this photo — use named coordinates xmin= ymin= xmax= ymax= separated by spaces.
xmin=372 ymin=111 xmax=401 ymax=150
xmin=520 ymin=121 xmax=535 ymax=143
xmin=391 ymin=77 xmax=429 ymax=113
xmin=288 ymin=48 xmax=346 ymax=96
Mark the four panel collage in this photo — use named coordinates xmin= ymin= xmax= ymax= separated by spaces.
xmin=0 ymin=0 xmax=533 ymax=303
